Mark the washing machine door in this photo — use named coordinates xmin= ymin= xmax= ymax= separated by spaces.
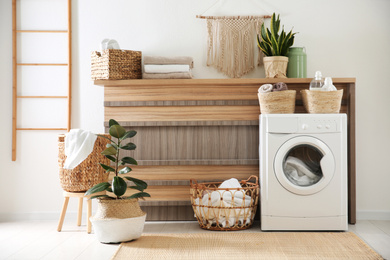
xmin=274 ymin=136 xmax=335 ymax=195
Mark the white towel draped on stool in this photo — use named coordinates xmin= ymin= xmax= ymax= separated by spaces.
xmin=63 ymin=129 xmax=97 ymax=170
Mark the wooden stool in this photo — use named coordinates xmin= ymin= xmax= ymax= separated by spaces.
xmin=57 ymin=191 xmax=92 ymax=233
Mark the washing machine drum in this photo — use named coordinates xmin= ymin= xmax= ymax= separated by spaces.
xmin=274 ymin=136 xmax=335 ymax=195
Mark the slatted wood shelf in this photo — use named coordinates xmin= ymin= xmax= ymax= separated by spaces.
xmin=96 ymin=78 xmax=356 ymax=223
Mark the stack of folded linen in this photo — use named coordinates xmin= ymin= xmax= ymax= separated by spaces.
xmin=143 ymin=56 xmax=194 ymax=79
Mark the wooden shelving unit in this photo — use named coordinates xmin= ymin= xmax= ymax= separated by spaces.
xmin=95 ymin=78 xmax=356 ymax=223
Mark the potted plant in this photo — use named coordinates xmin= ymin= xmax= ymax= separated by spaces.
xmin=85 ymin=119 xmax=150 ymax=243
xmin=257 ymin=13 xmax=297 ymax=78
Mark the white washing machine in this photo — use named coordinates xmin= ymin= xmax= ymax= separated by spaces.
xmin=259 ymin=114 xmax=348 ymax=231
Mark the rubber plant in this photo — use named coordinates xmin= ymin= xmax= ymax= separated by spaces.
xmin=85 ymin=119 xmax=150 ymax=200
xmin=257 ymin=13 xmax=297 ymax=57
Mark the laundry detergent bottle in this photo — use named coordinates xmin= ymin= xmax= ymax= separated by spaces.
xmin=321 ymin=77 xmax=337 ymax=91
xmin=309 ymin=71 xmax=324 ymax=91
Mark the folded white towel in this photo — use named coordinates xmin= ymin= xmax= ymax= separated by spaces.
xmin=144 ymin=64 xmax=190 ymax=74
xmin=258 ymin=84 xmax=273 ymax=93
xmin=64 ymin=129 xmax=97 ymax=170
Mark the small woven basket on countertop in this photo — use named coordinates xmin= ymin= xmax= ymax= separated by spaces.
xmin=257 ymin=90 xmax=296 ymax=114
xmin=91 ymin=49 xmax=142 ymax=80
xmin=301 ymin=89 xmax=343 ymax=113
xmin=58 ymin=134 xmax=111 ymax=192
xmin=190 ymin=176 xmax=259 ymax=231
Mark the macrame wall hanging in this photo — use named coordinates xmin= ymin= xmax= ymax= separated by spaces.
xmin=197 ymin=0 xmax=271 ymax=78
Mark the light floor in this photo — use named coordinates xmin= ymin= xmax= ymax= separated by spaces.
xmin=0 ymin=220 xmax=389 ymax=260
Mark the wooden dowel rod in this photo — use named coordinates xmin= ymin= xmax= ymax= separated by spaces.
xmin=67 ymin=0 xmax=72 ymax=132
xmin=17 ymin=63 xmax=68 ymax=66
xmin=17 ymin=96 xmax=68 ymax=99
xmin=16 ymin=30 xmax=68 ymax=33
xmin=12 ymin=0 xmax=17 ymax=161
xmin=196 ymin=15 xmax=271 ymax=19
xmin=16 ymin=128 xmax=67 ymax=131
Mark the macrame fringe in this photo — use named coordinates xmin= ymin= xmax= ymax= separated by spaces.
xmin=206 ymin=17 xmax=263 ymax=78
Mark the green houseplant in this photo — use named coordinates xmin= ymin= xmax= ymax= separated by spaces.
xmin=85 ymin=119 xmax=150 ymax=243
xmin=257 ymin=13 xmax=297 ymax=78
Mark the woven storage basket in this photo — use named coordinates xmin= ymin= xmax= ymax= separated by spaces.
xmin=58 ymin=134 xmax=111 ymax=192
xmin=190 ymin=176 xmax=259 ymax=231
xmin=91 ymin=49 xmax=142 ymax=80
xmin=257 ymin=90 xmax=296 ymax=114
xmin=94 ymin=198 xmax=145 ymax=219
xmin=301 ymin=89 xmax=343 ymax=113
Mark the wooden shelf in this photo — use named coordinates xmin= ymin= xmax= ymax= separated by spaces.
xmin=96 ymin=78 xmax=356 ymax=223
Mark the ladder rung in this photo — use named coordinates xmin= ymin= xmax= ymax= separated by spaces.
xmin=16 ymin=30 xmax=68 ymax=33
xmin=17 ymin=96 xmax=68 ymax=99
xmin=16 ymin=128 xmax=67 ymax=131
xmin=17 ymin=63 xmax=68 ymax=66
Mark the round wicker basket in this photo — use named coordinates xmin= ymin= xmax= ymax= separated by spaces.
xmin=301 ymin=89 xmax=343 ymax=113
xmin=190 ymin=176 xmax=259 ymax=231
xmin=58 ymin=134 xmax=111 ymax=192
xmin=257 ymin=90 xmax=296 ymax=114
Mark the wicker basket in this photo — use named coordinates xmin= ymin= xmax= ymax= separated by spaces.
xmin=301 ymin=89 xmax=343 ymax=113
xmin=91 ymin=49 xmax=142 ymax=80
xmin=190 ymin=176 xmax=259 ymax=231
xmin=257 ymin=90 xmax=296 ymax=114
xmin=58 ymin=134 xmax=111 ymax=192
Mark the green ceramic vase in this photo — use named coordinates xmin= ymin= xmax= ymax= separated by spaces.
xmin=287 ymin=47 xmax=307 ymax=78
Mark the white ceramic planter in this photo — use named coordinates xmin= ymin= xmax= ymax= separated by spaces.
xmin=90 ymin=213 xmax=146 ymax=243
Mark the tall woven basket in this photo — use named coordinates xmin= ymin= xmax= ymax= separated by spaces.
xmin=190 ymin=176 xmax=259 ymax=231
xmin=58 ymin=134 xmax=111 ymax=192
xmin=301 ymin=89 xmax=343 ymax=113
xmin=257 ymin=90 xmax=296 ymax=114
xmin=91 ymin=49 xmax=142 ymax=80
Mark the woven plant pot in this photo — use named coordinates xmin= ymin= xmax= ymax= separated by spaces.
xmin=91 ymin=198 xmax=147 ymax=243
xmin=301 ymin=89 xmax=343 ymax=113
xmin=58 ymin=134 xmax=111 ymax=192
xmin=258 ymin=90 xmax=296 ymax=114
xmin=263 ymin=56 xmax=289 ymax=78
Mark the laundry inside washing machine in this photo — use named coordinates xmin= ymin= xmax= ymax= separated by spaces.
xmin=283 ymin=145 xmax=324 ymax=186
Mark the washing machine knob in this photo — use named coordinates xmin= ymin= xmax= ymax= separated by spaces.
xmin=317 ymin=124 xmax=323 ymax=129
xmin=302 ymin=124 xmax=309 ymax=130
xmin=325 ymin=124 xmax=331 ymax=129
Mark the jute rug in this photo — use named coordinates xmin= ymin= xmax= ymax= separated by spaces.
xmin=111 ymin=232 xmax=383 ymax=260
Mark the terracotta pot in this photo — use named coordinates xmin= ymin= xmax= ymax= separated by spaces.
xmin=90 ymin=198 xmax=146 ymax=243
xmin=263 ymin=56 xmax=289 ymax=78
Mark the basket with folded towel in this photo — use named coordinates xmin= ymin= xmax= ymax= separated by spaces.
xmin=58 ymin=131 xmax=111 ymax=192
xmin=91 ymin=49 xmax=142 ymax=80
xmin=257 ymin=82 xmax=296 ymax=114
xmin=190 ymin=176 xmax=259 ymax=231
xmin=143 ymin=56 xmax=194 ymax=79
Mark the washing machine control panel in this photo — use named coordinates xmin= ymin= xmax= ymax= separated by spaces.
xmin=298 ymin=118 xmax=339 ymax=133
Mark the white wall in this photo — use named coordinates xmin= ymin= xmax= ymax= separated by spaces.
xmin=0 ymin=0 xmax=389 ymax=221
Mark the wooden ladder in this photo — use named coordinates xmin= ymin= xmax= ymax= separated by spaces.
xmin=12 ymin=0 xmax=72 ymax=161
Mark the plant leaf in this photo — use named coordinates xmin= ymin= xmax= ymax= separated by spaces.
xmin=121 ymin=156 xmax=138 ymax=165
xmin=123 ymin=176 xmax=147 ymax=190
xmin=109 ymin=124 xmax=126 ymax=139
xmin=118 ymin=166 xmax=131 ymax=174
xmin=99 ymin=163 xmax=115 ymax=172
xmin=109 ymin=119 xmax=120 ymax=127
xmin=101 ymin=146 xmax=117 ymax=156
xmin=120 ymin=142 xmax=136 ymax=150
xmin=120 ymin=130 xmax=137 ymax=141
xmin=107 ymin=143 xmax=118 ymax=149
xmin=124 ymin=192 xmax=151 ymax=200
xmin=129 ymin=185 xmax=144 ymax=191
xmin=104 ymin=155 xmax=116 ymax=163
xmin=112 ymin=176 xmax=127 ymax=197
xmin=96 ymin=134 xmax=112 ymax=143
xmin=85 ymin=182 xmax=111 ymax=196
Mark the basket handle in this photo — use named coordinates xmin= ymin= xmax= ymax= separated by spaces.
xmin=242 ymin=175 xmax=259 ymax=185
xmin=189 ymin=179 xmax=198 ymax=186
